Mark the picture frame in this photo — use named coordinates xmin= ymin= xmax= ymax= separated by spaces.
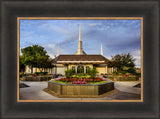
xmin=1 ymin=0 xmax=159 ymax=118
xmin=17 ymin=16 xmax=143 ymax=102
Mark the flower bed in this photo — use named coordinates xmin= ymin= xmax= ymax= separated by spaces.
xmin=22 ymin=74 xmax=54 ymax=81
xmin=47 ymin=72 xmax=114 ymax=96
xmin=53 ymin=77 xmax=107 ymax=84
xmin=108 ymin=74 xmax=139 ymax=81
xmin=48 ymin=80 xmax=114 ymax=96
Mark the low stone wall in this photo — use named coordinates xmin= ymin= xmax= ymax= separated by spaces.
xmin=48 ymin=81 xmax=114 ymax=96
xmin=23 ymin=76 xmax=53 ymax=81
xmin=109 ymin=76 xmax=139 ymax=81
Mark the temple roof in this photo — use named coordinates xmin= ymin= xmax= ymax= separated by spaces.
xmin=74 ymin=50 xmax=87 ymax=55
xmin=52 ymin=55 xmax=109 ymax=64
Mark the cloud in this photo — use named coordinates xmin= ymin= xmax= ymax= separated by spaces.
xmin=20 ymin=19 xmax=141 ymax=66
xmin=89 ymin=23 xmax=101 ymax=27
xmin=47 ymin=25 xmax=71 ymax=35
xmin=131 ymin=49 xmax=141 ymax=66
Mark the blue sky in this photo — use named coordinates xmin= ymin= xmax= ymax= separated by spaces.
xmin=20 ymin=19 xmax=141 ymax=67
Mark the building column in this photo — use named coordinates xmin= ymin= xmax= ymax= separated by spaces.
xmin=84 ymin=66 xmax=86 ymax=73
xmin=91 ymin=64 xmax=93 ymax=69
xmin=75 ymin=65 xmax=77 ymax=73
xmin=68 ymin=64 xmax=71 ymax=70
xmin=55 ymin=67 xmax=57 ymax=74
xmin=106 ymin=66 xmax=108 ymax=74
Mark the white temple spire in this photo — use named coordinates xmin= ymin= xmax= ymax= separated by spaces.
xmin=74 ymin=24 xmax=86 ymax=55
xmin=79 ymin=24 xmax=81 ymax=41
xmin=101 ymin=43 xmax=103 ymax=55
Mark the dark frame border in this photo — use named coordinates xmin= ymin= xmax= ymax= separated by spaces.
xmin=1 ymin=0 xmax=159 ymax=118
xmin=17 ymin=16 xmax=143 ymax=103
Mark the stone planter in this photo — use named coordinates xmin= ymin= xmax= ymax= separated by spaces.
xmin=23 ymin=76 xmax=53 ymax=81
xmin=109 ymin=76 xmax=139 ymax=81
xmin=48 ymin=81 xmax=114 ymax=96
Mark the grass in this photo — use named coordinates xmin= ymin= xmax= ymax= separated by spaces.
xmin=52 ymin=81 xmax=71 ymax=84
xmin=88 ymin=81 xmax=107 ymax=84
xmin=52 ymin=80 xmax=107 ymax=84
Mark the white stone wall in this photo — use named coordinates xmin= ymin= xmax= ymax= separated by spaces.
xmin=96 ymin=67 xmax=106 ymax=74
xmin=56 ymin=67 xmax=66 ymax=75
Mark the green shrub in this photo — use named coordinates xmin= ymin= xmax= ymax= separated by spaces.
xmin=127 ymin=68 xmax=136 ymax=74
xmin=42 ymin=72 xmax=48 ymax=75
xmin=113 ymin=71 xmax=118 ymax=74
xmin=34 ymin=72 xmax=48 ymax=75
xmin=20 ymin=72 xmax=28 ymax=77
xmin=78 ymin=68 xmax=84 ymax=73
xmin=125 ymin=72 xmax=131 ymax=75
xmin=87 ymin=68 xmax=98 ymax=79
xmin=34 ymin=72 xmax=40 ymax=75
xmin=136 ymin=73 xmax=141 ymax=77
xmin=72 ymin=73 xmax=91 ymax=79
xmin=65 ymin=69 xmax=75 ymax=78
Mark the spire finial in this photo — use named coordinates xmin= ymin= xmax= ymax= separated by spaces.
xmin=79 ymin=24 xmax=81 ymax=41
xmin=101 ymin=43 xmax=103 ymax=55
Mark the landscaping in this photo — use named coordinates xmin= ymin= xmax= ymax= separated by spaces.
xmin=47 ymin=68 xmax=114 ymax=96
xmin=108 ymin=75 xmax=139 ymax=81
xmin=103 ymin=72 xmax=139 ymax=81
xmin=48 ymin=80 xmax=114 ymax=96
xmin=21 ymin=72 xmax=54 ymax=81
xmin=52 ymin=69 xmax=107 ymax=84
xmin=53 ymin=77 xmax=107 ymax=84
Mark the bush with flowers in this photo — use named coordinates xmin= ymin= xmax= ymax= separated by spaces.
xmin=27 ymin=73 xmax=53 ymax=77
xmin=108 ymin=73 xmax=136 ymax=78
xmin=107 ymin=73 xmax=138 ymax=81
xmin=53 ymin=75 xmax=107 ymax=84
xmin=53 ymin=68 xmax=107 ymax=84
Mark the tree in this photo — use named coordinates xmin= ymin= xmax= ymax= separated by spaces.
xmin=36 ymin=56 xmax=54 ymax=72
xmin=21 ymin=45 xmax=53 ymax=73
xmin=107 ymin=53 xmax=135 ymax=71
xmin=19 ymin=55 xmax=25 ymax=72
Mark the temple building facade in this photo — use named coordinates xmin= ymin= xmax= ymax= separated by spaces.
xmin=25 ymin=25 xmax=116 ymax=75
xmin=51 ymin=25 xmax=116 ymax=75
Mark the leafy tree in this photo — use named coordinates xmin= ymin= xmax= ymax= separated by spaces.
xmin=21 ymin=45 xmax=53 ymax=73
xmin=36 ymin=56 xmax=53 ymax=72
xmin=107 ymin=53 xmax=135 ymax=71
xmin=19 ymin=55 xmax=25 ymax=72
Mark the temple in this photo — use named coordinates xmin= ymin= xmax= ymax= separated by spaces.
xmin=51 ymin=25 xmax=116 ymax=75
xmin=25 ymin=25 xmax=116 ymax=75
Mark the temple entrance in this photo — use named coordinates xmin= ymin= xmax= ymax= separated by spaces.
xmin=77 ymin=65 xmax=84 ymax=73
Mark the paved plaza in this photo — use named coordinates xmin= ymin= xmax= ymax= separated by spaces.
xmin=19 ymin=78 xmax=141 ymax=101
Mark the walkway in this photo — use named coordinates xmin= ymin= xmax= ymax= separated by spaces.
xmin=19 ymin=80 xmax=141 ymax=101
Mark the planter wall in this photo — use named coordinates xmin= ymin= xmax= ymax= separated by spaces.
xmin=23 ymin=76 xmax=53 ymax=81
xmin=109 ymin=76 xmax=139 ymax=81
xmin=48 ymin=81 xmax=114 ymax=96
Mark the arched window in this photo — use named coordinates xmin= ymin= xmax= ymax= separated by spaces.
xmin=77 ymin=65 xmax=84 ymax=73
xmin=86 ymin=66 xmax=90 ymax=73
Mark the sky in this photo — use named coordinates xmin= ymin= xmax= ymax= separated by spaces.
xmin=20 ymin=19 xmax=141 ymax=67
